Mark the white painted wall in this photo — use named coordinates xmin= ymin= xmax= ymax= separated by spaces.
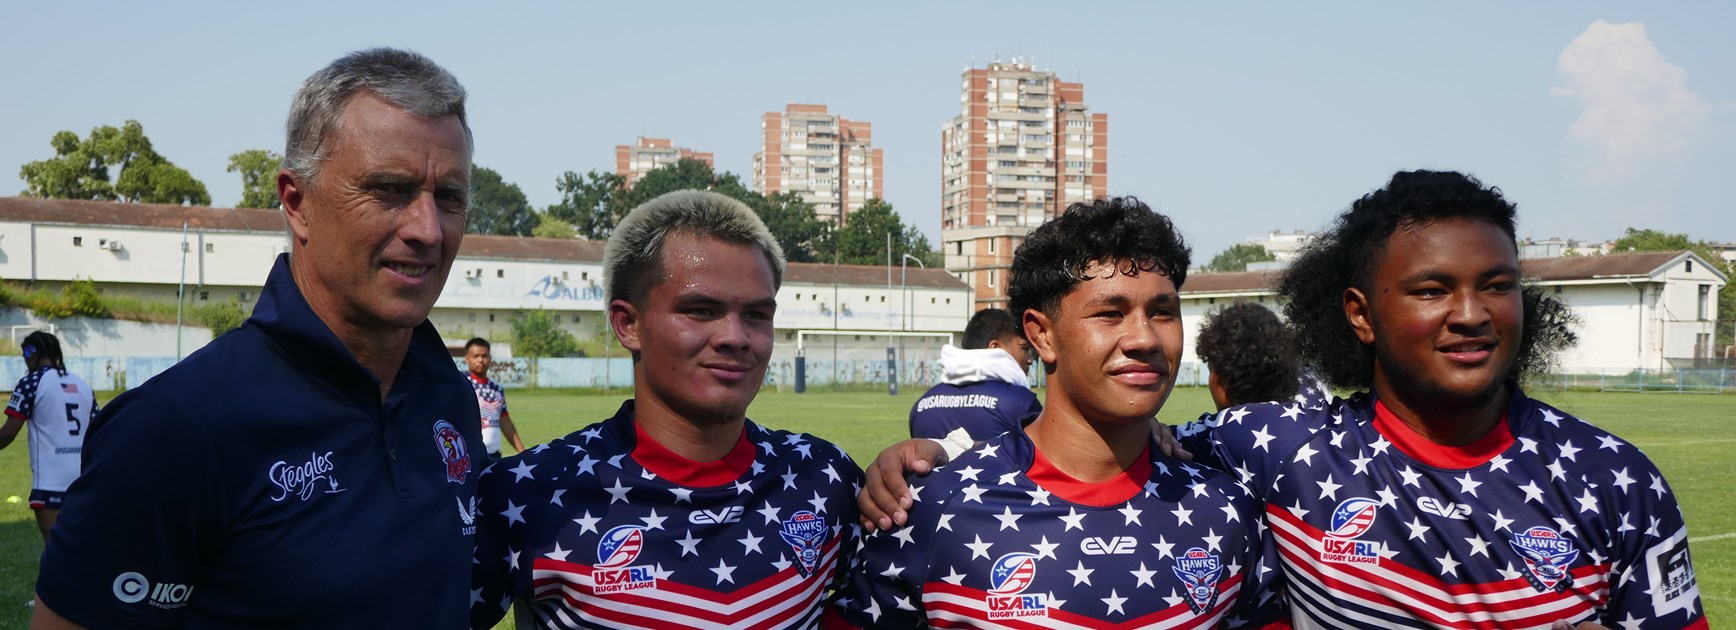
xmin=0 ymin=308 xmax=212 ymax=359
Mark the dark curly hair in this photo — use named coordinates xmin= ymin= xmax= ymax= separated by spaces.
xmin=1008 ymin=197 xmax=1191 ymax=320
xmin=1196 ymin=303 xmax=1299 ymax=406
xmin=1279 ymin=170 xmax=1578 ymax=390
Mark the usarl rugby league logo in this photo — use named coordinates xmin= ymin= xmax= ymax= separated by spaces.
xmin=1509 ymin=526 xmax=1581 ymax=592
xmin=1172 ymin=547 xmax=1224 ymax=614
xmin=985 ymin=552 xmax=1047 ymax=619
xmin=593 ymin=525 xmax=656 ymax=593
xmin=1320 ymin=497 xmax=1382 ymax=566
xmin=779 ymin=510 xmax=829 ymax=577
xmin=432 ymin=419 xmax=471 ymax=484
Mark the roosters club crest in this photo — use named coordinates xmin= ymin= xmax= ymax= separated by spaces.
xmin=432 ymin=419 xmax=471 ymax=484
xmin=1172 ymin=547 xmax=1224 ymax=614
xmin=1509 ymin=526 xmax=1581 ymax=592
xmin=779 ymin=511 xmax=829 ymax=577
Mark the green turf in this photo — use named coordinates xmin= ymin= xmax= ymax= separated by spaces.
xmin=0 ymin=387 xmax=1727 ymax=626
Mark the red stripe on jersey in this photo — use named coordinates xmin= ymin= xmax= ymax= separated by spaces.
xmin=1269 ymin=505 xmax=1605 ymax=627
xmin=1372 ymin=399 xmax=1514 ymax=469
xmin=1027 ymin=444 xmax=1152 ymax=508
xmin=4 ymin=408 xmax=26 ymax=421
xmin=631 ymin=422 xmax=755 ymax=487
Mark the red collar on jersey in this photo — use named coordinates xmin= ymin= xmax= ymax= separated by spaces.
xmin=631 ymin=422 xmax=755 ymax=487
xmin=1372 ymin=399 xmax=1513 ymax=469
xmin=465 ymin=372 xmax=490 ymax=386
xmin=1027 ymin=444 xmax=1153 ymax=507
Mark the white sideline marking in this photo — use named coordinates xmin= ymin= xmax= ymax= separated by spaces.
xmin=1689 ymin=532 xmax=1736 ymax=544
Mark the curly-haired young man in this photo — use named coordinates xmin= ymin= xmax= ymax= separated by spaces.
xmin=828 ymin=198 xmax=1280 ymax=628
xmin=1176 ymin=170 xmax=1703 ymax=629
xmin=1194 ymin=302 xmax=1303 ymax=410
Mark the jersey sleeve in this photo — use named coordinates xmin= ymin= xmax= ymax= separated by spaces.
xmin=468 ymin=460 xmax=524 ymax=629
xmin=827 ymin=473 xmax=945 ymax=629
xmin=5 ymin=372 xmax=40 ymax=421
xmin=1595 ymin=451 xmax=1707 ymax=629
xmin=34 ymin=387 xmax=220 ymax=628
xmin=1223 ymin=482 xmax=1287 ymax=628
xmin=1175 ymin=401 xmax=1324 ymax=501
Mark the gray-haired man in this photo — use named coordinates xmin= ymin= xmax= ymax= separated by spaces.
xmin=33 ymin=48 xmax=483 ymax=627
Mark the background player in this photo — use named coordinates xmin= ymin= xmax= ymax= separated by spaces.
xmin=464 ymin=337 xmax=525 ymax=464
xmin=1193 ymin=302 xmax=1305 ymax=411
xmin=828 ymin=197 xmax=1278 ymax=628
xmin=907 ymin=308 xmax=1041 ymax=441
xmin=0 ymin=332 xmax=95 ymax=541
xmin=470 ymin=191 xmax=863 ymax=629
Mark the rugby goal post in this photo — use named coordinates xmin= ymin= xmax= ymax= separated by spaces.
xmin=791 ymin=330 xmax=955 ymax=395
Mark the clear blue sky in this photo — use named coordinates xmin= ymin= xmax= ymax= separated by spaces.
xmin=3 ymin=2 xmax=1731 ymax=260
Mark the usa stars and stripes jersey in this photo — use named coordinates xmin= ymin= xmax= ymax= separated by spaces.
xmin=829 ymin=427 xmax=1281 ymax=629
xmin=468 ymin=372 xmax=508 ymax=454
xmin=6 ymin=366 xmax=95 ymax=492
xmin=1176 ymin=386 xmax=1707 ymax=629
xmin=470 ymin=400 xmax=864 ymax=629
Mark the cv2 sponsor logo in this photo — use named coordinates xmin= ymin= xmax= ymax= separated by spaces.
xmin=986 ymin=552 xmax=1047 ymax=619
xmin=1320 ymin=497 xmax=1382 ymax=566
xmin=267 ymin=451 xmax=345 ymax=502
xmin=689 ymin=506 xmax=745 ymax=525
xmin=1417 ymin=496 xmax=1473 ymax=520
xmin=1080 ymin=536 xmax=1138 ymax=555
xmin=593 ymin=525 xmax=656 ymax=593
xmin=113 ymin=572 xmax=194 ymax=609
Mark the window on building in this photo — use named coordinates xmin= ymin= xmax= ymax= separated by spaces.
xmin=73 ymin=237 xmax=83 ymax=247
xmin=1699 ymin=284 xmax=1712 ymax=320
xmin=988 ymin=238 xmax=997 ymax=254
xmin=468 ymin=313 xmax=476 ymax=322
xmin=198 ymin=291 xmax=209 ymax=301
xmin=1686 ymin=260 xmax=1694 ymax=273
xmin=988 ymin=269 xmax=997 ymax=288
xmin=497 ymin=270 xmax=505 ymax=278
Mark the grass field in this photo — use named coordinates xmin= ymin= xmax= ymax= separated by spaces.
xmin=0 ymin=386 xmax=1727 ymax=626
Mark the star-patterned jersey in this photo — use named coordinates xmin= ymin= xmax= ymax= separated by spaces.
xmin=829 ymin=426 xmax=1281 ymax=629
xmin=468 ymin=372 xmax=508 ymax=454
xmin=908 ymin=379 xmax=1042 ymax=442
xmin=5 ymin=366 xmax=96 ymax=492
xmin=1176 ymin=387 xmax=1707 ymax=629
xmin=471 ymin=400 xmax=864 ymax=629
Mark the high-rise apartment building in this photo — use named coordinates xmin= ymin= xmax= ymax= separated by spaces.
xmin=940 ymin=60 xmax=1107 ymax=310
xmin=753 ymin=104 xmax=884 ymax=225
xmin=615 ymin=137 xmax=714 ymax=188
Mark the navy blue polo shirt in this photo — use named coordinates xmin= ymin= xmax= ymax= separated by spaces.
xmin=37 ymin=254 xmax=483 ymax=628
xmin=908 ymin=379 xmax=1042 ymax=441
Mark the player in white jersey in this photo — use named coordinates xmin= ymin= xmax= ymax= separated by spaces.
xmin=1 ymin=331 xmax=96 ymax=540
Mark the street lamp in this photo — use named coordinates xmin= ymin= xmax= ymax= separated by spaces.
xmin=901 ymin=253 xmax=925 ymax=331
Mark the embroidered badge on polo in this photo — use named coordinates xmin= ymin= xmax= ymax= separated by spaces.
xmin=432 ymin=419 xmax=472 ymax=484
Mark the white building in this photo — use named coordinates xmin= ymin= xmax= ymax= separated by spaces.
xmin=1176 ymin=251 xmax=1728 ymax=373
xmin=0 ymin=197 xmax=973 ymax=364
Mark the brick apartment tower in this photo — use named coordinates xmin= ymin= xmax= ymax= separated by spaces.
xmin=614 ymin=137 xmax=715 ymax=188
xmin=753 ymin=104 xmax=884 ymax=225
xmin=941 ymin=60 xmax=1107 ymax=310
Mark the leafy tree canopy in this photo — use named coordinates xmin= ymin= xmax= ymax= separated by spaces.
xmin=20 ymin=120 xmax=209 ymax=205
xmin=226 ymin=149 xmax=282 ymax=209
xmin=467 ymin=166 xmax=536 ymax=236
xmin=1203 ymin=243 xmax=1275 ymax=273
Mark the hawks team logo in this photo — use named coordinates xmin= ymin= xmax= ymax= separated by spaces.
xmin=985 ymin=552 xmax=1047 ymax=619
xmin=1172 ymin=547 xmax=1224 ymax=614
xmin=1320 ymin=497 xmax=1382 ymax=565
xmin=1508 ymin=526 xmax=1581 ymax=592
xmin=432 ymin=419 xmax=471 ymax=484
xmin=594 ymin=525 xmax=656 ymax=593
xmin=779 ymin=511 xmax=829 ymax=577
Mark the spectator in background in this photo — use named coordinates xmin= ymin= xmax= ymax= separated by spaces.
xmin=464 ymin=337 xmax=526 ymax=464
xmin=1193 ymin=302 xmax=1302 ymax=410
xmin=1 ymin=331 xmax=96 ymax=541
xmin=907 ymin=308 xmax=1041 ymax=441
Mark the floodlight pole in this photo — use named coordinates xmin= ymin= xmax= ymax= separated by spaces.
xmin=901 ymin=253 xmax=925 ymax=332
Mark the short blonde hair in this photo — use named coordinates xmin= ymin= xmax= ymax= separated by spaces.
xmin=603 ymin=190 xmax=786 ymax=304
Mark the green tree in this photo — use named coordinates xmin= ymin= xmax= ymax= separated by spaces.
xmin=531 ymin=213 xmax=578 ymax=239
xmin=19 ymin=120 xmax=210 ymax=205
xmin=546 ymin=170 xmax=626 ymax=239
xmin=511 ymin=309 xmax=581 ymax=358
xmin=467 ymin=166 xmax=536 ymax=236
xmin=1611 ymin=227 xmax=1735 ymax=353
xmin=754 ymin=192 xmax=829 ymax=263
xmin=227 ymin=149 xmax=282 ymax=209
xmin=1203 ymin=243 xmax=1276 ymax=273
xmin=830 ymin=198 xmax=938 ymax=267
